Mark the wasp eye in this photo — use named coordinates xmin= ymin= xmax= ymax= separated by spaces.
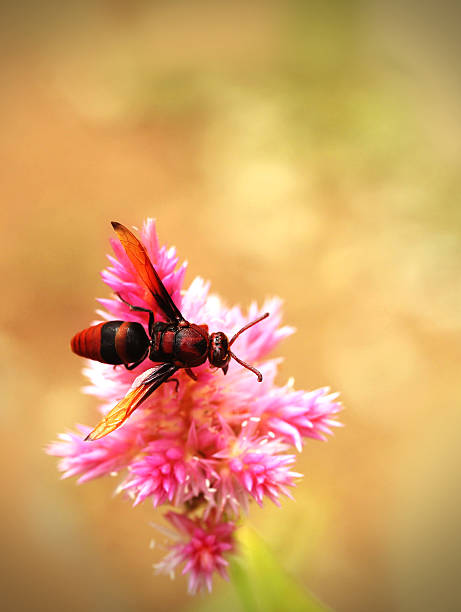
xmin=209 ymin=332 xmax=229 ymax=367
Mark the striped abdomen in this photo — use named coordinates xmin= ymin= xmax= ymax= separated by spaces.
xmin=71 ymin=321 xmax=149 ymax=365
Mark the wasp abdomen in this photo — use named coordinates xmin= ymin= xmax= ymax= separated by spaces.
xmin=71 ymin=321 xmax=149 ymax=365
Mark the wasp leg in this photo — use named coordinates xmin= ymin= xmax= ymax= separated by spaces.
xmin=185 ymin=368 xmax=197 ymax=381
xmin=165 ymin=377 xmax=180 ymax=393
xmin=123 ymin=348 xmax=149 ymax=371
xmin=117 ymin=293 xmax=155 ymax=334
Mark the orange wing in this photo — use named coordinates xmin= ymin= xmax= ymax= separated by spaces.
xmin=85 ymin=363 xmax=178 ymax=441
xmin=112 ymin=222 xmax=184 ymax=323
xmin=85 ymin=385 xmax=150 ymax=441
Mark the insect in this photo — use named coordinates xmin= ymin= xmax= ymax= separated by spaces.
xmin=71 ymin=222 xmax=269 ymax=441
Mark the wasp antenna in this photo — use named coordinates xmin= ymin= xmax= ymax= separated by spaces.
xmin=229 ymin=312 xmax=270 ymax=347
xmin=229 ymin=350 xmax=263 ymax=382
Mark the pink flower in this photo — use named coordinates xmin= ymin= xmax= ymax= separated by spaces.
xmin=118 ymin=440 xmax=187 ymax=506
xmin=154 ymin=512 xmax=235 ymax=594
xmin=48 ymin=218 xmax=342 ymax=592
xmin=213 ymin=420 xmax=302 ymax=510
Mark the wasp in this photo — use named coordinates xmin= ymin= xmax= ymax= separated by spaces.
xmin=71 ymin=222 xmax=269 ymax=441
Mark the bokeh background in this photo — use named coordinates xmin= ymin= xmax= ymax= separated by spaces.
xmin=1 ymin=1 xmax=461 ymax=611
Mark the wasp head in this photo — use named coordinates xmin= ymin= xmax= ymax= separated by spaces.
xmin=208 ymin=332 xmax=230 ymax=372
xmin=208 ymin=313 xmax=270 ymax=381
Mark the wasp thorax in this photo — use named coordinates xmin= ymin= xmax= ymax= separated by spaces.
xmin=208 ymin=332 xmax=230 ymax=368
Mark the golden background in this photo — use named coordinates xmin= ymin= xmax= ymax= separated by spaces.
xmin=1 ymin=2 xmax=460 ymax=610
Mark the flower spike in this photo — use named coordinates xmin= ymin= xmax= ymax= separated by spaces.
xmin=48 ymin=219 xmax=342 ymax=593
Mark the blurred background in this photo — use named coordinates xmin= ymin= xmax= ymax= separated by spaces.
xmin=1 ymin=1 xmax=460 ymax=610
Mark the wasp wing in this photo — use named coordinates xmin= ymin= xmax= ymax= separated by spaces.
xmin=85 ymin=363 xmax=178 ymax=441
xmin=112 ymin=221 xmax=184 ymax=323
